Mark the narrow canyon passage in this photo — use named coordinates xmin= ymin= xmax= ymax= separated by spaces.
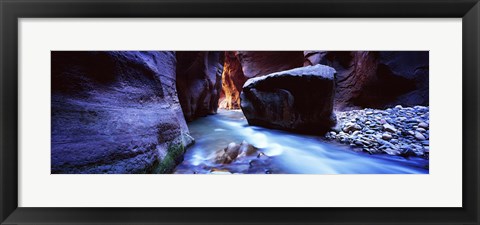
xmin=174 ymin=110 xmax=428 ymax=174
xmin=50 ymin=51 xmax=429 ymax=174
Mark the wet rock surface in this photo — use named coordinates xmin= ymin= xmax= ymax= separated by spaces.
xmin=241 ymin=65 xmax=337 ymax=134
xmin=51 ymin=51 xmax=193 ymax=174
xmin=325 ymin=105 xmax=429 ymax=158
xmin=175 ymin=141 xmax=276 ymax=174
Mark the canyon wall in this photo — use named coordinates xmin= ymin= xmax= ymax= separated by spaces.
xmin=176 ymin=51 xmax=225 ymax=121
xmin=220 ymin=51 xmax=304 ymax=109
xmin=221 ymin=51 xmax=429 ymax=111
xmin=51 ymin=51 xmax=193 ymax=174
xmin=304 ymin=51 xmax=429 ymax=110
xmin=219 ymin=51 xmax=247 ymax=109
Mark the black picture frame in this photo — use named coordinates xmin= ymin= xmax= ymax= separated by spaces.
xmin=1 ymin=0 xmax=479 ymax=224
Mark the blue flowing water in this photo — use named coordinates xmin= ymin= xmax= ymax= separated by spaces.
xmin=174 ymin=109 xmax=429 ymax=174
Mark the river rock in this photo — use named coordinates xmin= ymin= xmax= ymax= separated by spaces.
xmin=238 ymin=140 xmax=258 ymax=157
xmin=215 ymin=141 xmax=258 ymax=164
xmin=416 ymin=128 xmax=426 ymax=133
xmin=418 ymin=122 xmax=429 ymax=129
xmin=415 ymin=132 xmax=426 ymax=140
xmin=325 ymin=106 xmax=429 ymax=159
xmin=383 ymin=123 xmax=397 ymax=133
xmin=343 ymin=122 xmax=362 ymax=133
xmin=382 ymin=133 xmax=392 ymax=140
xmin=241 ymin=64 xmax=337 ymax=134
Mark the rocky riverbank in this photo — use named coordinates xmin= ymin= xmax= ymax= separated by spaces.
xmin=325 ymin=105 xmax=429 ymax=158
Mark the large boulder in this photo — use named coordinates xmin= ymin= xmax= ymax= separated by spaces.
xmin=51 ymin=51 xmax=193 ymax=174
xmin=219 ymin=51 xmax=304 ymax=109
xmin=240 ymin=65 xmax=337 ymax=134
xmin=176 ymin=51 xmax=225 ymax=121
xmin=305 ymin=51 xmax=429 ymax=110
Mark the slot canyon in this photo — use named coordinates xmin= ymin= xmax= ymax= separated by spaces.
xmin=51 ymin=51 xmax=429 ymax=174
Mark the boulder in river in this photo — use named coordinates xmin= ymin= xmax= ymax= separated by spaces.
xmin=240 ymin=64 xmax=337 ymax=134
xmin=214 ymin=141 xmax=259 ymax=164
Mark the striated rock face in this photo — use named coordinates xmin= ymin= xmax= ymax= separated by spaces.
xmin=236 ymin=51 xmax=304 ymax=78
xmin=241 ymin=65 xmax=337 ymax=134
xmin=219 ymin=51 xmax=247 ymax=109
xmin=51 ymin=51 xmax=193 ymax=174
xmin=176 ymin=51 xmax=225 ymax=121
xmin=220 ymin=51 xmax=304 ymax=109
xmin=304 ymin=51 xmax=429 ymax=110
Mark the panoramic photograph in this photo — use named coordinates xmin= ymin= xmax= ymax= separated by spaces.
xmin=51 ymin=51 xmax=429 ymax=174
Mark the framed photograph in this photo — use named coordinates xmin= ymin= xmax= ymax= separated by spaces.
xmin=1 ymin=0 xmax=478 ymax=224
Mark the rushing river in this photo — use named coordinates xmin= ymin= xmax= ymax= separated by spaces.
xmin=174 ymin=109 xmax=428 ymax=174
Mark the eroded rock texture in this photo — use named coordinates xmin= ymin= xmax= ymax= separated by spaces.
xmin=304 ymin=51 xmax=429 ymax=110
xmin=176 ymin=51 xmax=225 ymax=121
xmin=236 ymin=51 xmax=304 ymax=78
xmin=220 ymin=51 xmax=304 ymax=109
xmin=219 ymin=51 xmax=247 ymax=109
xmin=241 ymin=65 xmax=337 ymax=134
xmin=51 ymin=51 xmax=193 ymax=174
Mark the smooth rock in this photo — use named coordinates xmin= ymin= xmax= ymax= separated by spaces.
xmin=383 ymin=123 xmax=397 ymax=133
xmin=418 ymin=122 xmax=429 ymax=129
xmin=416 ymin=128 xmax=426 ymax=133
xmin=382 ymin=133 xmax=393 ymax=140
xmin=414 ymin=132 xmax=426 ymax=140
xmin=51 ymin=51 xmax=193 ymax=174
xmin=241 ymin=64 xmax=337 ymax=134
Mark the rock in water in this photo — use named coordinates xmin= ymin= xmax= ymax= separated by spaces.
xmin=240 ymin=65 xmax=337 ymax=134
xmin=214 ymin=141 xmax=258 ymax=164
xmin=238 ymin=140 xmax=258 ymax=157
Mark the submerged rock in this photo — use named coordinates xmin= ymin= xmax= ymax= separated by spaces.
xmin=214 ymin=141 xmax=259 ymax=164
xmin=241 ymin=64 xmax=337 ymax=134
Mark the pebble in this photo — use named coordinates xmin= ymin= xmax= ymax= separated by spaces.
xmin=382 ymin=133 xmax=392 ymax=140
xmin=383 ymin=123 xmax=397 ymax=133
xmin=326 ymin=106 xmax=429 ymax=158
xmin=418 ymin=122 xmax=429 ymax=129
xmin=343 ymin=122 xmax=362 ymax=133
xmin=414 ymin=132 xmax=426 ymax=140
xmin=416 ymin=128 xmax=426 ymax=133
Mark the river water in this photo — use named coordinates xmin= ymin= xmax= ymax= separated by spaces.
xmin=174 ymin=109 xmax=428 ymax=174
